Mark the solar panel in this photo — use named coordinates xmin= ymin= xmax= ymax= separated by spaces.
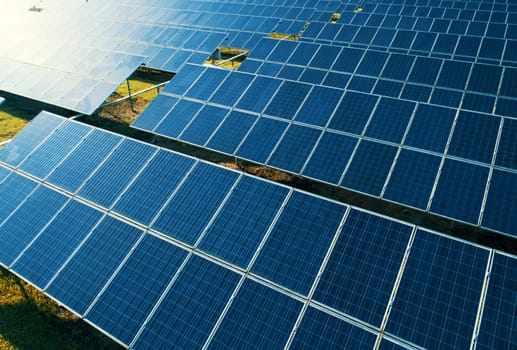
xmin=0 ymin=185 xmax=68 ymax=267
xmin=11 ymin=200 xmax=103 ymax=288
xmin=385 ymin=229 xmax=489 ymax=349
xmin=46 ymin=216 xmax=144 ymax=315
xmin=77 ymin=139 xmax=157 ymax=209
xmin=430 ymin=159 xmax=489 ymax=225
xmin=251 ymin=191 xmax=346 ymax=296
xmin=198 ymin=176 xmax=289 ymax=268
xmin=132 ymin=255 xmax=240 ymax=349
xmin=206 ymin=278 xmax=302 ymax=350
xmin=475 ymin=252 xmax=517 ymax=350
xmin=85 ymin=234 xmax=188 ymax=346
xmin=290 ymin=306 xmax=378 ymax=349
xmin=152 ymin=162 xmax=240 ymax=245
xmin=313 ymin=209 xmax=413 ymax=326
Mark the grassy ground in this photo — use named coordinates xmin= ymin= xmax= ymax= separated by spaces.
xmin=0 ymin=98 xmax=36 ymax=142
xmin=0 ymin=267 xmax=122 ymax=350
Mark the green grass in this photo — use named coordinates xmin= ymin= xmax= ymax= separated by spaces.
xmin=0 ymin=267 xmax=122 ymax=350
xmin=0 ymin=102 xmax=32 ymax=142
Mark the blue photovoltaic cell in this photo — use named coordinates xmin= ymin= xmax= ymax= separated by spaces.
xmin=112 ymin=150 xmax=195 ymax=225
xmin=401 ymin=84 xmax=432 ymax=102
xmin=499 ymin=67 xmax=517 ymax=97
xmin=476 ymin=253 xmax=517 ymax=350
xmin=323 ymin=72 xmax=351 ymax=89
xmin=236 ymin=118 xmax=288 ymax=163
xmin=467 ymin=64 xmax=503 ymax=95
xmin=18 ymin=122 xmax=92 ymax=179
xmin=373 ymin=80 xmax=403 ymax=98
xmin=383 ymin=150 xmax=441 ymax=210
xmin=462 ymin=93 xmax=496 ymax=114
xmin=206 ymin=111 xmax=256 ymax=154
xmin=356 ymin=51 xmax=388 ymax=77
xmin=455 ymin=36 xmax=481 ymax=57
xmin=257 ymin=62 xmax=282 ymax=77
xmin=404 ymin=104 xmax=456 ymax=153
xmin=162 ymin=64 xmax=206 ymax=96
xmin=46 ymin=216 xmax=143 ymax=315
xmin=86 ymin=234 xmax=187 ymax=346
xmin=179 ymin=105 xmax=229 ymax=145
xmin=342 ymin=141 xmax=398 ymax=196
xmin=408 ymin=57 xmax=441 ymax=85
xmin=333 ymin=47 xmax=364 ymax=73
xmin=314 ymin=209 xmax=412 ymax=326
xmin=12 ymin=200 xmax=102 ymax=288
xmin=430 ymin=159 xmax=489 ymax=224
xmin=268 ymin=39 xmax=298 ymax=62
xmin=133 ymin=256 xmax=240 ymax=350
xmin=294 ymin=86 xmax=342 ymax=127
xmin=208 ymin=278 xmax=302 ymax=350
xmin=0 ymin=186 xmax=68 ymax=266
xmin=496 ymin=98 xmax=517 ymax=118
xmin=354 ymin=26 xmax=378 ymax=46
xmin=288 ymin=42 xmax=319 ymax=66
xmin=364 ymin=98 xmax=415 ymax=143
xmin=252 ymin=191 xmax=346 ymax=296
xmin=431 ymin=88 xmax=462 ymax=109
xmin=0 ymin=166 xmax=9 ymax=182
xmin=348 ymin=76 xmax=376 ymax=93
xmin=386 ymin=229 xmax=488 ymax=350
xmin=185 ymin=68 xmax=229 ymax=101
xmin=267 ymin=124 xmax=321 ymax=174
xmin=436 ymin=60 xmax=471 ymax=90
xmin=328 ymin=91 xmax=378 ymax=134
xmin=46 ymin=130 xmax=122 ymax=193
xmin=495 ymin=118 xmax=517 ymax=170
xmin=303 ymin=132 xmax=357 ymax=185
xmin=264 ymin=81 xmax=312 ymax=120
xmin=210 ymin=72 xmax=254 ymax=106
xmin=0 ymin=173 xmax=38 ymax=224
xmin=0 ymin=112 xmax=63 ymax=166
xmin=199 ymin=176 xmax=288 ymax=268
xmin=381 ymin=54 xmax=415 ymax=80
xmin=291 ymin=306 xmax=377 ymax=349
xmin=277 ymin=65 xmax=303 ymax=80
xmin=481 ymin=170 xmax=517 ymax=237
xmin=154 ymin=99 xmax=204 ymax=138
xmin=447 ymin=111 xmax=500 ymax=164
xmin=152 ymin=162 xmax=239 ymax=245
xmin=310 ymin=45 xmax=341 ymax=69
xmin=132 ymin=95 xmax=179 ymax=131
xmin=236 ymin=76 xmax=282 ymax=113
xmin=78 ymin=139 xmax=157 ymax=209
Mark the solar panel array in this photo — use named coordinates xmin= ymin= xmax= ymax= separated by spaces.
xmin=130 ymin=0 xmax=517 ymax=238
xmin=1 ymin=112 xmax=515 ymax=349
xmin=0 ymin=3 xmax=145 ymax=114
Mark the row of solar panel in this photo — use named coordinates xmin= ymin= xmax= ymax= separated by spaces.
xmin=0 ymin=112 xmax=515 ymax=350
xmin=146 ymin=64 xmax=515 ymax=168
xmin=0 ymin=57 xmax=142 ymax=115
xmin=242 ymin=38 xmax=515 ymax=97
xmin=300 ymin=26 xmax=517 ymax=64
xmin=132 ymin=87 xmax=516 ymax=236
xmin=115 ymin=0 xmax=517 ymax=19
